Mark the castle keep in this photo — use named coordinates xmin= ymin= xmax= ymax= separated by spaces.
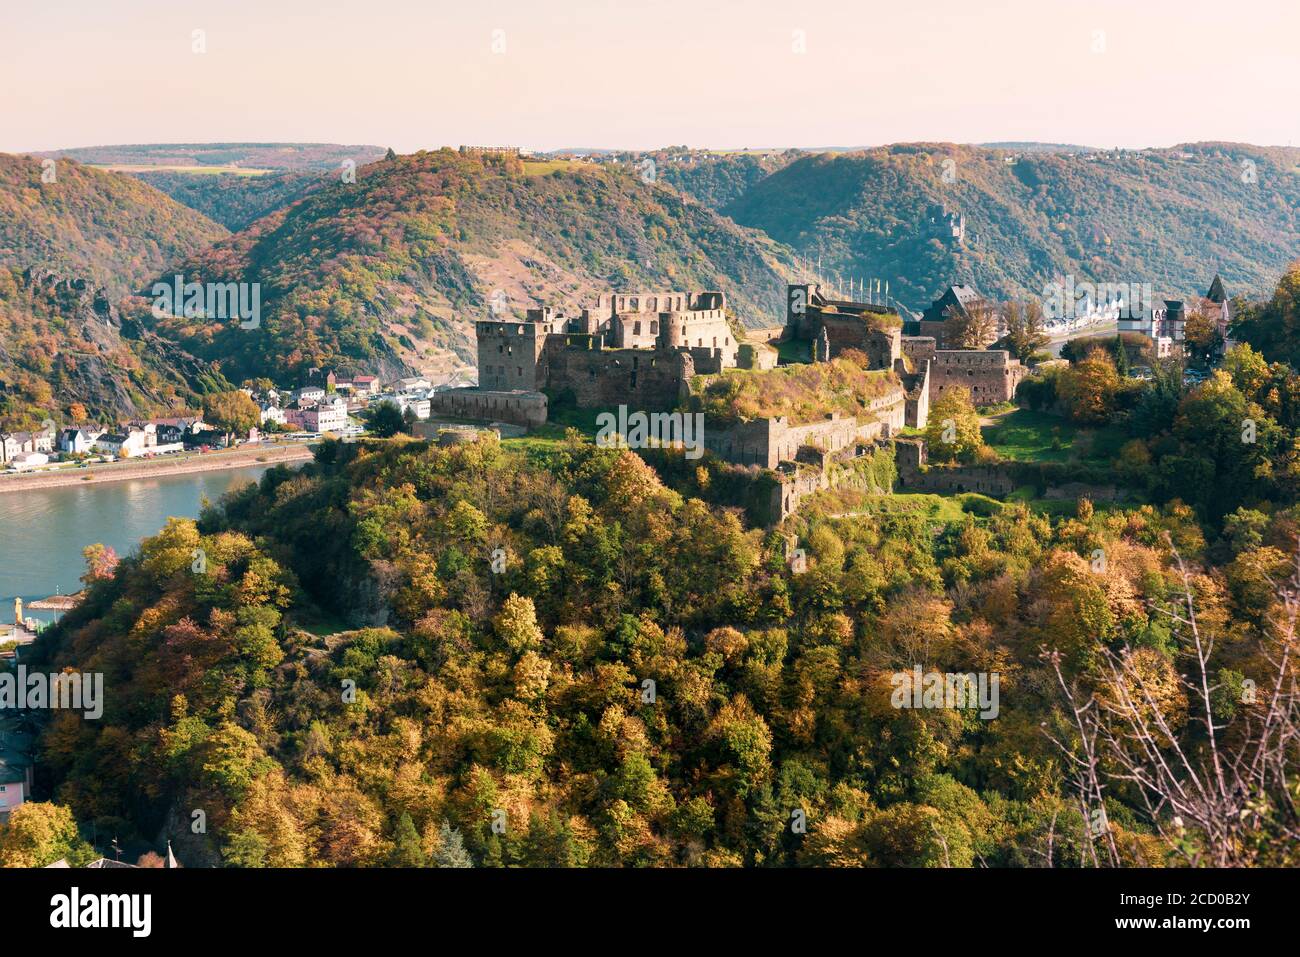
xmin=438 ymin=290 xmax=740 ymax=427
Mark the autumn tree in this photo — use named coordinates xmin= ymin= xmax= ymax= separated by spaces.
xmin=947 ymin=301 xmax=1000 ymax=350
xmin=202 ymin=390 xmax=260 ymax=446
xmin=924 ymin=388 xmax=984 ymax=463
xmin=1058 ymin=350 xmax=1120 ymax=424
xmin=0 ymin=802 xmax=95 ymax=867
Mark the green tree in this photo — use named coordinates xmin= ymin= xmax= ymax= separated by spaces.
xmin=390 ymin=812 xmax=426 ymax=866
xmin=366 ymin=401 xmax=405 ymax=438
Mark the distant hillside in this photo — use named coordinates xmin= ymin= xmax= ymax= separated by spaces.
xmin=0 ymin=267 xmax=228 ymax=430
xmin=0 ymin=153 xmax=227 ymax=297
xmin=153 ymin=149 xmax=795 ymax=385
xmin=724 ymin=142 xmax=1300 ymax=310
xmin=132 ymin=169 xmax=327 ymax=230
xmin=34 ymin=142 xmax=388 ymax=171
xmin=645 ymin=150 xmax=804 ymax=209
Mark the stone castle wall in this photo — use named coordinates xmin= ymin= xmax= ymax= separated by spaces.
xmin=703 ymin=409 xmax=892 ymax=470
xmin=544 ymin=340 xmax=691 ymax=412
xmin=428 ymin=388 xmax=548 ymax=428
xmin=930 ymin=349 xmax=1025 ymax=405
xmin=900 ymin=340 xmax=1025 ymax=405
xmin=893 ymin=437 xmax=1017 ymax=496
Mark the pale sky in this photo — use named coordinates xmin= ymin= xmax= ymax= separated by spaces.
xmin=3 ymin=0 xmax=1297 ymax=153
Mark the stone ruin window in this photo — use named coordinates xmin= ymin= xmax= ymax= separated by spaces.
xmin=650 ymin=321 xmax=658 ymax=334
xmin=634 ymin=321 xmax=642 ymax=336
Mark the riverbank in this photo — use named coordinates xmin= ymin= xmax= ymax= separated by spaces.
xmin=0 ymin=443 xmax=314 ymax=494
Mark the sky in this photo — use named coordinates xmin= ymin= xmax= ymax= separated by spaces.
xmin=3 ymin=0 xmax=1298 ymax=153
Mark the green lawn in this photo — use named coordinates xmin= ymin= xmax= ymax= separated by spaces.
xmin=522 ymin=159 xmax=594 ymax=176
xmin=828 ymin=492 xmax=1004 ymax=524
xmin=982 ymin=408 xmax=1127 ymax=464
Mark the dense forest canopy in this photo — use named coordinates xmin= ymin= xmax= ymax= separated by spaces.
xmin=18 ymin=420 xmax=1299 ymax=867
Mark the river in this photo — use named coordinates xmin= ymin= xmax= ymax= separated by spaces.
xmin=0 ymin=465 xmax=274 ymax=613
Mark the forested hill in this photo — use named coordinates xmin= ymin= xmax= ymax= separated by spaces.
xmin=649 ymin=150 xmax=804 ymax=210
xmin=0 ymin=153 xmax=228 ymax=297
xmin=132 ymin=169 xmax=328 ymax=231
xmin=151 ymin=149 xmax=796 ymax=385
xmin=23 ymin=430 xmax=1300 ymax=867
xmin=0 ymin=267 xmax=229 ymax=430
xmin=722 ymin=142 xmax=1300 ymax=310
xmin=0 ymin=154 xmax=231 ymax=428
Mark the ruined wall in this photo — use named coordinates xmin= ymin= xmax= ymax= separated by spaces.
xmin=897 ymin=359 xmax=931 ymax=429
xmin=902 ymin=336 xmax=937 ymax=364
xmin=703 ymin=411 xmax=888 ymax=470
xmin=476 ymin=319 xmax=552 ymax=391
xmin=929 ymin=350 xmax=1025 ymax=405
xmin=428 ymin=388 xmax=548 ymax=427
xmin=893 ymin=437 xmax=1015 ymax=495
xmin=544 ymin=340 xmax=691 ymax=412
xmin=820 ymin=315 xmax=900 ymax=369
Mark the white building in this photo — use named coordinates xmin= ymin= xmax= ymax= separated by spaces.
xmin=260 ymin=403 xmax=286 ymax=427
xmin=396 ymin=376 xmax=433 ymax=393
xmin=94 ymin=430 xmax=150 ymax=458
xmin=392 ymin=394 xmax=431 ymax=420
xmin=58 ymin=428 xmax=104 ymax=454
xmin=0 ymin=427 xmax=55 ymax=464
xmin=9 ymin=451 xmax=49 ymax=470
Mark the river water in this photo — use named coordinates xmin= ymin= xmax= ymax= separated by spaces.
xmin=0 ymin=465 xmax=273 ymax=611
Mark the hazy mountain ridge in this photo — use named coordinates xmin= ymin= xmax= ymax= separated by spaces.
xmin=33 ymin=142 xmax=388 ymax=171
xmin=722 ymin=142 xmax=1300 ymax=309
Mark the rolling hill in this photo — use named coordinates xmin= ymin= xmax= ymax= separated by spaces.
xmin=130 ymin=169 xmax=328 ymax=231
xmin=151 ymin=149 xmax=796 ymax=385
xmin=722 ymin=142 xmax=1300 ymax=311
xmin=0 ymin=153 xmax=228 ymax=297
xmin=0 ymin=154 xmax=232 ymax=428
